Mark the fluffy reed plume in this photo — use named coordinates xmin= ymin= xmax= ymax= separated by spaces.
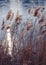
xmin=28 ymin=8 xmax=35 ymax=16
xmin=25 ymin=19 xmax=33 ymax=30
xmin=6 ymin=10 xmax=14 ymax=21
xmin=15 ymin=11 xmax=22 ymax=25
xmin=1 ymin=19 xmax=6 ymax=30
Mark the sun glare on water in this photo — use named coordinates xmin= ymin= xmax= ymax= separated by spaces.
xmin=6 ymin=28 xmax=13 ymax=56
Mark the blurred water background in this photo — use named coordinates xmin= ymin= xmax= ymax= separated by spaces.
xmin=0 ymin=0 xmax=46 ymax=40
